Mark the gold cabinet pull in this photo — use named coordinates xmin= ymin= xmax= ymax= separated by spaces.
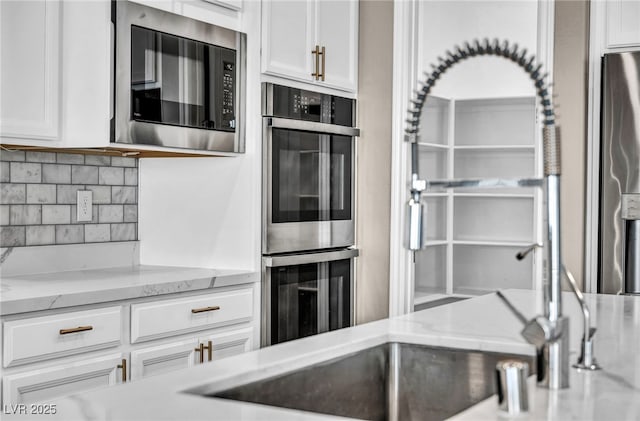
xmin=117 ymin=358 xmax=127 ymax=383
xmin=194 ymin=341 xmax=213 ymax=363
xmin=191 ymin=305 xmax=220 ymax=314
xmin=59 ymin=325 xmax=93 ymax=335
xmin=194 ymin=343 xmax=205 ymax=363
xmin=319 ymin=46 xmax=325 ymax=81
xmin=311 ymin=45 xmax=320 ymax=80
xmin=204 ymin=340 xmax=213 ymax=362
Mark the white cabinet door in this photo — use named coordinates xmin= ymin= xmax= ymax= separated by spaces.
xmin=200 ymin=326 xmax=253 ymax=362
xmin=0 ymin=0 xmax=60 ymax=141
xmin=316 ymin=0 xmax=358 ymax=91
xmin=129 ymin=327 xmax=253 ymax=380
xmin=0 ymin=0 xmax=111 ymax=147
xmin=261 ymin=0 xmax=314 ymax=82
xmin=130 ymin=339 xmax=198 ymax=381
xmin=2 ymin=353 xmax=126 ymax=405
xmin=261 ymin=0 xmax=358 ymax=92
xmin=606 ymin=0 xmax=640 ymax=48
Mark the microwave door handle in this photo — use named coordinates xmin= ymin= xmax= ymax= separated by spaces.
xmin=266 ymin=117 xmax=360 ymax=137
xmin=263 ymin=249 xmax=359 ymax=267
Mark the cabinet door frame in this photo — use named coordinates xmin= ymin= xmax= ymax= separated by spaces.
xmin=314 ymin=0 xmax=358 ymax=92
xmin=199 ymin=326 xmax=253 ymax=362
xmin=261 ymin=0 xmax=315 ymax=83
xmin=130 ymin=338 xmax=198 ymax=381
xmin=2 ymin=353 xmax=125 ymax=405
xmin=0 ymin=0 xmax=60 ymax=140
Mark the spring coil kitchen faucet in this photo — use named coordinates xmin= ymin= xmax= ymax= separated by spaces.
xmin=404 ymin=38 xmax=568 ymax=389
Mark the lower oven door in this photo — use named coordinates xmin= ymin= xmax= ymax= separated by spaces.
xmin=263 ymin=117 xmax=356 ymax=254
xmin=262 ymin=248 xmax=358 ymax=346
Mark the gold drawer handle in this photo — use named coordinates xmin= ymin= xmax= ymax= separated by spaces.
xmin=59 ymin=325 xmax=93 ymax=335
xmin=117 ymin=358 xmax=127 ymax=382
xmin=191 ymin=306 xmax=220 ymax=314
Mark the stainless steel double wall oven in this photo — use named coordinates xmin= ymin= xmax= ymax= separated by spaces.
xmin=262 ymin=83 xmax=359 ymax=346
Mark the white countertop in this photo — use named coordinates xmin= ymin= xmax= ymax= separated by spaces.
xmin=6 ymin=289 xmax=640 ymax=420
xmin=0 ymin=265 xmax=258 ymax=315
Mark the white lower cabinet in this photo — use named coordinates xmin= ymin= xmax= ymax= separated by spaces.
xmin=201 ymin=326 xmax=253 ymax=362
xmin=130 ymin=339 xmax=198 ymax=381
xmin=129 ymin=325 xmax=254 ymax=381
xmin=1 ymin=284 xmax=258 ymax=404
xmin=2 ymin=353 xmax=127 ymax=405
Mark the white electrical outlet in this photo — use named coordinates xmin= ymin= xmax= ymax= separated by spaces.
xmin=77 ymin=190 xmax=93 ymax=222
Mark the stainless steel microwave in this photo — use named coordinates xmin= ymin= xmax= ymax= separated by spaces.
xmin=113 ymin=1 xmax=246 ymax=153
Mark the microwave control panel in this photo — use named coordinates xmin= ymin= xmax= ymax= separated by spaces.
xmin=219 ymin=47 xmax=236 ymax=131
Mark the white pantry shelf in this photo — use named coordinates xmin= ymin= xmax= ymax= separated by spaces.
xmin=453 ymin=144 xmax=535 ymax=150
xmin=452 ymin=240 xmax=534 ymax=247
xmin=417 ymin=142 xmax=449 ymax=150
xmin=453 ymin=192 xmax=535 ymax=199
xmin=413 ymin=95 xmax=542 ymax=308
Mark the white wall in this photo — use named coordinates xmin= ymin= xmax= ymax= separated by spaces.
xmin=418 ymin=1 xmax=538 ymax=99
xmin=138 ymin=0 xmax=262 ymax=272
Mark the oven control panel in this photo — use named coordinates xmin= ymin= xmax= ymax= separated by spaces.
xmin=270 ymin=85 xmax=354 ymax=126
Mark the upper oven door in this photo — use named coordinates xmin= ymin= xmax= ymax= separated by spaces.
xmin=115 ymin=1 xmax=246 ymax=153
xmin=263 ymin=118 xmax=358 ymax=254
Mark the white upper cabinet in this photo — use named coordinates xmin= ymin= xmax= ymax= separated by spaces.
xmin=261 ymin=1 xmax=314 ymax=83
xmin=0 ymin=0 xmax=60 ymax=141
xmin=315 ymin=0 xmax=358 ymax=91
xmin=0 ymin=0 xmax=111 ymax=148
xmin=261 ymin=0 xmax=358 ymax=92
xmin=606 ymin=0 xmax=640 ymax=48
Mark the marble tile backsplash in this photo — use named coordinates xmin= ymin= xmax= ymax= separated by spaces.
xmin=0 ymin=151 xmax=138 ymax=247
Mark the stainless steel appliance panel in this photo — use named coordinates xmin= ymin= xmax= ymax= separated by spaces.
xmin=114 ymin=1 xmax=246 ymax=152
xmin=599 ymin=51 xmax=640 ymax=294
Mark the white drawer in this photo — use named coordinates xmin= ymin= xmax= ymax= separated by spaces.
xmin=131 ymin=287 xmax=253 ymax=343
xmin=3 ymin=306 xmax=123 ymax=368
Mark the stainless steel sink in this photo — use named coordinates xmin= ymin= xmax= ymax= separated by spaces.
xmin=198 ymin=342 xmax=534 ymax=420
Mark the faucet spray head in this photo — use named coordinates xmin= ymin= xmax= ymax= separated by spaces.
xmin=406 ymin=198 xmax=423 ymax=251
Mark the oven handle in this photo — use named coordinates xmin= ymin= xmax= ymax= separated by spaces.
xmin=263 ymin=249 xmax=359 ymax=267
xmin=266 ymin=117 xmax=360 ymax=137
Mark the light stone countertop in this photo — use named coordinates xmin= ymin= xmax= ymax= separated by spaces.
xmin=0 ymin=265 xmax=258 ymax=315
xmin=5 ymin=289 xmax=640 ymax=420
